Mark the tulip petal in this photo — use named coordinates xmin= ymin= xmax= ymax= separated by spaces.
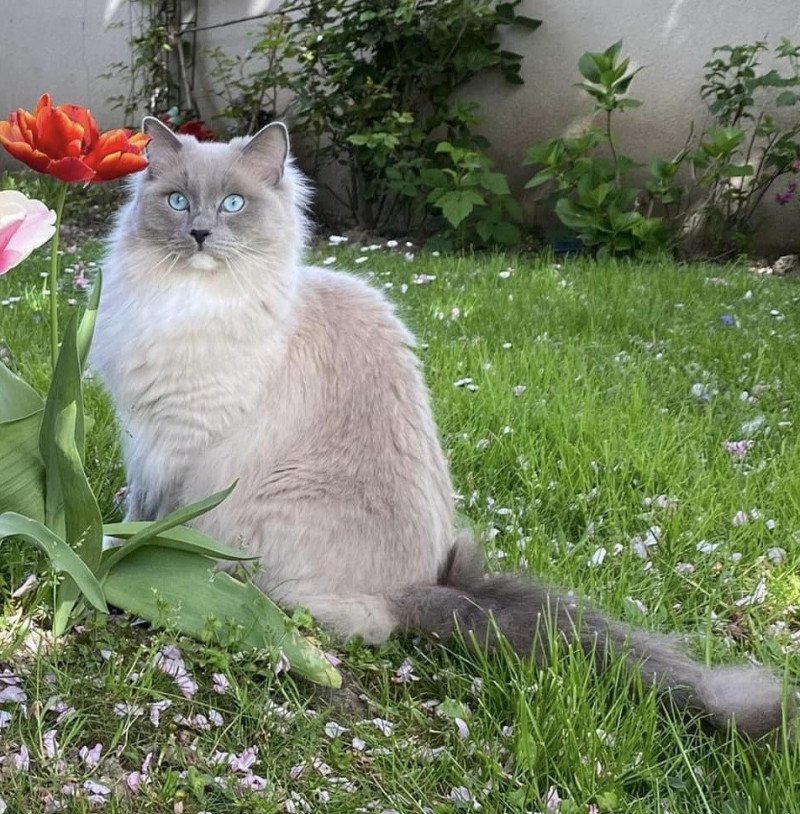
xmin=0 ymin=136 xmax=52 ymax=174
xmin=45 ymin=156 xmax=95 ymax=183
xmin=36 ymin=106 xmax=85 ymax=159
xmin=0 ymin=189 xmax=56 ymax=275
xmin=60 ymin=104 xmax=100 ymax=148
xmin=91 ymin=150 xmax=149 ymax=180
xmin=6 ymin=208 xmax=56 ymax=257
xmin=1 ymin=97 xmax=149 ymax=182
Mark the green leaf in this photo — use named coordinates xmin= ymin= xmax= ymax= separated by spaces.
xmin=39 ymin=313 xmax=86 ymax=538
xmin=491 ymin=220 xmax=522 ymax=245
xmin=481 ymin=172 xmax=511 ymax=196
xmin=52 ymin=403 xmax=103 ymax=565
xmin=100 ymin=484 xmax=236 ymax=572
xmin=50 ymin=398 xmax=105 ymax=635
xmin=0 ymin=360 xmax=44 ymax=422
xmin=436 ymin=189 xmax=485 ymax=227
xmin=101 ymin=522 xmax=257 ymax=563
xmin=555 ymin=198 xmax=594 ymax=231
xmin=77 ymin=271 xmax=101 ymax=372
xmin=776 ymin=90 xmax=798 ymax=107
xmin=524 ymin=171 xmax=554 ymax=189
xmin=103 ymin=546 xmax=341 ymax=687
xmin=718 ymin=164 xmax=754 ymax=178
xmin=0 ymin=512 xmax=107 ymax=613
xmin=0 ymin=353 xmax=46 ymax=521
xmin=0 ymin=413 xmax=46 ymax=521
xmin=514 ymin=14 xmax=542 ymax=30
xmin=578 ymin=52 xmax=602 ymax=83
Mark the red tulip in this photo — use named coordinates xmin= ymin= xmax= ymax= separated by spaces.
xmin=0 ymin=94 xmax=150 ymax=183
xmin=176 ymin=119 xmax=217 ymax=142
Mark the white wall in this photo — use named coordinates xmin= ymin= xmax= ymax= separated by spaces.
xmin=3 ymin=0 xmax=800 ymax=251
xmin=1 ymin=2 xmax=129 ymax=133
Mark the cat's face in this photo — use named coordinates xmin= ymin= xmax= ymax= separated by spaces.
xmin=130 ymin=118 xmax=294 ymax=274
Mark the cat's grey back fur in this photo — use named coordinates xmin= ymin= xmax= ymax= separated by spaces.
xmin=92 ymin=117 xmax=793 ymax=739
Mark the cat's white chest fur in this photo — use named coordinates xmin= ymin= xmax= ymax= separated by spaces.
xmin=92 ymin=258 xmax=289 ymax=510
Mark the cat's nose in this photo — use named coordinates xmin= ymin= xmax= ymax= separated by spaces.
xmin=190 ymin=229 xmax=211 ymax=247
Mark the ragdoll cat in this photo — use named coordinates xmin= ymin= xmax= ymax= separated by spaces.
xmin=92 ymin=117 xmax=792 ymax=739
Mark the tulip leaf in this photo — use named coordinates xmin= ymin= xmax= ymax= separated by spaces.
xmin=0 ymin=358 xmax=46 ymax=521
xmin=53 ymin=402 xmax=104 ymax=566
xmin=0 ymin=359 xmax=44 ymax=421
xmin=0 ymin=512 xmax=107 ymax=613
xmin=39 ymin=313 xmax=86 ymax=539
xmin=103 ymin=546 xmax=341 ymax=688
xmin=101 ymin=521 xmax=256 ymax=563
xmin=0 ymin=412 xmax=46 ymax=522
xmin=50 ymin=400 xmax=105 ymax=635
xmin=76 ymin=271 xmax=101 ymax=372
xmin=100 ymin=483 xmax=237 ymax=572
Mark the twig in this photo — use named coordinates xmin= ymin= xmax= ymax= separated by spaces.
xmin=180 ymin=2 xmax=310 ymax=34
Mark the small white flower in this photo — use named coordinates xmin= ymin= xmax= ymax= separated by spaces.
xmin=274 ymin=651 xmax=291 ymax=676
xmin=324 ymin=721 xmax=348 ymax=738
xmin=322 ymin=256 xmax=336 ymax=265
xmin=588 ymin=547 xmax=606 ymax=568
xmin=212 ymin=673 xmax=230 ymax=695
xmin=696 ymin=540 xmax=719 ymax=554
xmin=732 ymin=511 xmax=749 ymax=526
xmin=79 ymin=743 xmax=102 ymax=767
xmin=371 ymin=717 xmax=394 ymax=736
xmin=14 ymin=745 xmax=30 ymax=771
xmin=454 ymin=717 xmax=470 ymax=740
xmin=149 ymin=699 xmax=172 ymax=727
xmin=767 ymin=547 xmax=786 ymax=565
xmin=11 ymin=574 xmax=38 ymax=599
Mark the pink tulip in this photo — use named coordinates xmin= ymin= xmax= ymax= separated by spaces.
xmin=0 ymin=189 xmax=56 ymax=276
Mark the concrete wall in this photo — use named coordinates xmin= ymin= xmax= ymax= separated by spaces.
xmin=3 ymin=0 xmax=800 ymax=251
xmin=1 ymin=2 xmax=129 ymax=132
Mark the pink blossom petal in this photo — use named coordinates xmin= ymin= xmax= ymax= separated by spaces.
xmin=79 ymin=742 xmax=103 ymax=767
xmin=211 ymin=672 xmax=230 ymax=694
xmin=43 ymin=729 xmax=59 ymax=759
xmin=229 ymin=746 xmax=258 ymax=773
xmin=13 ymin=745 xmax=30 ymax=771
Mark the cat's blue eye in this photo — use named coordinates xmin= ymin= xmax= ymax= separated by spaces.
xmin=167 ymin=192 xmax=189 ymax=212
xmin=221 ymin=194 xmax=245 ymax=213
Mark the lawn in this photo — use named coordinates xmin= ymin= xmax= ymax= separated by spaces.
xmin=1 ymin=239 xmax=800 ymax=813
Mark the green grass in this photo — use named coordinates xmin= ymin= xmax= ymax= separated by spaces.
xmin=1 ymin=240 xmax=800 ymax=813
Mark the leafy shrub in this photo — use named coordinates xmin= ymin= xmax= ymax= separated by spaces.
xmin=208 ymin=0 xmax=539 ymax=245
xmin=424 ymin=142 xmax=522 ymax=249
xmin=524 ymin=42 xmax=667 ymax=257
xmin=526 ymin=39 xmax=800 ymax=259
xmin=682 ymin=40 xmax=800 ymax=256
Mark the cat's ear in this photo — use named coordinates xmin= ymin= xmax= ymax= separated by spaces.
xmin=141 ymin=116 xmax=182 ymax=177
xmin=240 ymin=122 xmax=288 ymax=185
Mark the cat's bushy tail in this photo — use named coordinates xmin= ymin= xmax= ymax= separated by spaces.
xmin=393 ymin=534 xmax=793 ymax=739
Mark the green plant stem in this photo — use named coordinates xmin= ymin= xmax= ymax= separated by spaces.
xmin=607 ymin=109 xmax=620 ymax=187
xmin=48 ymin=183 xmax=68 ymax=372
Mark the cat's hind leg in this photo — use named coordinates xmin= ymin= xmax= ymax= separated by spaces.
xmin=285 ymin=593 xmax=398 ymax=645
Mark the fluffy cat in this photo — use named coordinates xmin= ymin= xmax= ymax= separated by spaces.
xmin=92 ymin=117 xmax=792 ymax=739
